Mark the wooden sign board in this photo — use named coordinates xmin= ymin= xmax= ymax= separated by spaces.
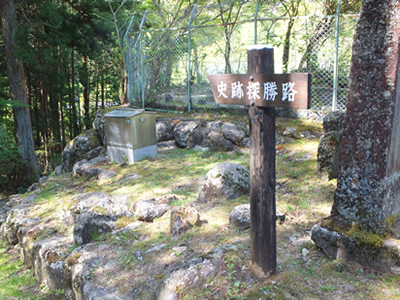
xmin=208 ymin=73 xmax=311 ymax=109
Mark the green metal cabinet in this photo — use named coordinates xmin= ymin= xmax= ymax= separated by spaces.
xmin=104 ymin=108 xmax=157 ymax=164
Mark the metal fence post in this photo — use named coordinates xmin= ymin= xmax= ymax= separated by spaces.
xmin=140 ymin=11 xmax=147 ymax=109
xmin=332 ymin=1 xmax=341 ymax=111
xmin=187 ymin=5 xmax=197 ymax=113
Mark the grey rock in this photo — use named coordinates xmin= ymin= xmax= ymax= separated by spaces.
xmin=76 ymin=166 xmax=101 ymax=178
xmin=24 ymin=235 xmax=72 ymax=286
xmin=172 ymin=246 xmax=187 ymax=254
xmin=229 ymin=204 xmax=250 ymax=230
xmin=302 ymin=248 xmax=309 ymax=258
xmin=38 ymin=176 xmax=48 ymax=184
xmin=243 ymin=137 xmax=250 ymax=148
xmin=60 ymin=129 xmax=102 ymax=173
xmin=109 ymin=194 xmax=130 ymax=206
xmin=282 ymin=126 xmax=298 ymax=138
xmin=145 ymin=243 xmax=168 ymax=254
xmin=72 ymin=156 xmax=108 ymax=177
xmin=205 ymin=131 xmax=234 ymax=152
xmin=84 ymin=285 xmax=123 ymax=300
xmin=317 ymin=131 xmax=341 ymax=180
xmin=72 ymin=192 xmax=110 ymax=212
xmin=221 ymin=122 xmax=245 ymax=145
xmin=170 ymin=207 xmax=201 ymax=238
xmin=311 ymin=225 xmax=339 ymax=259
xmin=73 ymin=211 xmax=116 ymax=244
xmin=186 ymin=126 xmax=211 ymax=150
xmin=83 ymin=146 xmax=104 ymax=161
xmin=72 ymin=159 xmax=90 ymax=176
xmin=134 ymin=250 xmax=143 ymax=261
xmin=5 ymin=194 xmax=22 ymax=207
xmin=198 ymin=163 xmax=250 ymax=202
xmin=45 ymin=261 xmax=67 ymax=290
xmin=93 ymin=109 xmax=107 ymax=146
xmin=204 ymin=121 xmax=222 ymax=131
xmin=133 ymin=200 xmax=169 ymax=222
xmin=59 ymin=209 xmax=75 ymax=227
xmin=69 ymin=248 xmax=105 ymax=299
xmin=174 ymin=121 xmax=198 ymax=148
xmin=26 ymin=182 xmax=38 ymax=193
xmin=24 ymin=193 xmax=40 ymax=204
xmin=3 ymin=206 xmax=35 ymax=245
xmin=54 ymin=165 xmax=63 ymax=176
xmin=156 ymin=120 xmax=175 ymax=142
xmin=97 ymin=169 xmax=118 ymax=181
xmin=323 ymin=111 xmax=345 ymax=134
xmin=193 ymin=145 xmax=209 ymax=152
xmin=155 ymin=246 xmax=226 ymax=300
xmin=68 ymin=192 xmax=131 ymax=226
xmin=312 ymin=225 xmax=400 ymax=274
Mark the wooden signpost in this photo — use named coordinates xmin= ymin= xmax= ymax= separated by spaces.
xmin=208 ymin=45 xmax=311 ymax=277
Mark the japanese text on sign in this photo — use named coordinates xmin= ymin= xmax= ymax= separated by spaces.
xmin=217 ymin=80 xmax=297 ymax=102
xmin=207 ymin=73 xmax=311 ymax=109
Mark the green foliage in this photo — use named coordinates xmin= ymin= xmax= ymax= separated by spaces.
xmin=88 ymin=227 xmax=102 ymax=242
xmin=0 ymin=121 xmax=36 ymax=193
xmin=226 ymin=281 xmax=247 ymax=299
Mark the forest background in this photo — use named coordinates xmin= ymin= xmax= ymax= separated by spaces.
xmin=0 ymin=0 xmax=361 ymax=194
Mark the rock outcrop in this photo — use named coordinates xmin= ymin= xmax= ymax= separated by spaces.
xmin=58 ymin=129 xmax=103 ymax=174
xmin=317 ymin=111 xmax=345 ymax=180
xmin=170 ymin=207 xmax=201 ymax=238
xmin=198 ymin=163 xmax=250 ymax=202
xmin=156 ymin=244 xmax=237 ymax=300
xmin=229 ymin=204 xmax=250 ymax=230
xmin=133 ymin=199 xmax=169 ymax=222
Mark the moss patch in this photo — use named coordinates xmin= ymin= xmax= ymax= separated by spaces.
xmin=92 ymin=205 xmax=109 ymax=216
xmin=348 ymin=225 xmax=384 ymax=248
xmin=115 ymin=216 xmax=137 ymax=229
xmin=67 ymin=252 xmax=82 ymax=266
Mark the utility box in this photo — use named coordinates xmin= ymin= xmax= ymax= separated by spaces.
xmin=104 ymin=108 xmax=157 ymax=164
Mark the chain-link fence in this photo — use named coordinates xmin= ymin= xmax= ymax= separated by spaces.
xmin=127 ymin=10 xmax=358 ymax=113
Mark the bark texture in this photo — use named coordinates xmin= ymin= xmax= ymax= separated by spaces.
xmin=1 ymin=0 xmax=40 ymax=181
xmin=331 ymin=0 xmax=400 ymax=233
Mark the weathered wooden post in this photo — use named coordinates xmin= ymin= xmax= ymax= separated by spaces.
xmin=248 ymin=45 xmax=276 ymax=277
xmin=208 ymin=45 xmax=311 ymax=277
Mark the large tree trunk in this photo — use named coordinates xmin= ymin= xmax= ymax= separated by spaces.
xmin=331 ymin=0 xmax=400 ymax=233
xmin=0 ymin=0 xmax=40 ymax=181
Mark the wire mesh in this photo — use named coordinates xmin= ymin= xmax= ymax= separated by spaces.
xmin=127 ymin=14 xmax=358 ymax=113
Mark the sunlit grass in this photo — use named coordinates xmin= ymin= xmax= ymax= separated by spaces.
xmin=5 ymin=117 xmax=400 ymax=299
xmin=0 ymin=240 xmax=38 ymax=299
